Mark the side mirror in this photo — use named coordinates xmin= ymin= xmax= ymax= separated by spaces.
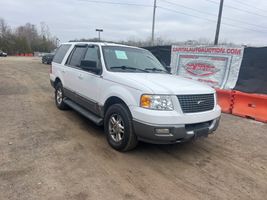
xmin=80 ymin=60 xmax=100 ymax=74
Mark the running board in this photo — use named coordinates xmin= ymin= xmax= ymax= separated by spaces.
xmin=63 ymin=98 xmax=103 ymax=126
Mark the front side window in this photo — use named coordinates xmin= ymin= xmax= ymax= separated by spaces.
xmin=53 ymin=44 xmax=71 ymax=64
xmin=102 ymin=46 xmax=167 ymax=73
xmin=84 ymin=46 xmax=101 ymax=68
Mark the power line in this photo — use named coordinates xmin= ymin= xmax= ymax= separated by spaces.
xmin=161 ymin=0 xmax=217 ymax=15
xmin=158 ymin=6 xmax=267 ymax=34
xmin=161 ymin=0 xmax=267 ymax=30
xmin=233 ymin=0 xmax=267 ymax=13
xmin=76 ymin=0 xmax=267 ymax=34
xmin=78 ymin=0 xmax=155 ymax=43
xmin=78 ymin=0 xmax=152 ymax=7
xmin=78 ymin=0 xmax=267 ymax=30
xmin=158 ymin=6 xmax=216 ymax=22
xmin=205 ymin=0 xmax=267 ymax=18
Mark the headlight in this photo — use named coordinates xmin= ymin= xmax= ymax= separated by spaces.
xmin=140 ymin=95 xmax=174 ymax=110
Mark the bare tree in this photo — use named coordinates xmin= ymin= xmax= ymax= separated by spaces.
xmin=0 ymin=18 xmax=57 ymax=54
xmin=0 ymin=18 xmax=11 ymax=37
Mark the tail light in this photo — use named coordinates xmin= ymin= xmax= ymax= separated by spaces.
xmin=49 ymin=65 xmax=52 ymax=74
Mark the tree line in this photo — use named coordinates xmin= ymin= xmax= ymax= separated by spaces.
xmin=0 ymin=18 xmax=57 ymax=54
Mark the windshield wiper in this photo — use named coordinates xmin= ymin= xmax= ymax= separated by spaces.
xmin=110 ymin=66 xmax=149 ymax=73
xmin=144 ymin=67 xmax=169 ymax=73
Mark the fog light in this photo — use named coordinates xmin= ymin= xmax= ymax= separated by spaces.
xmin=155 ymin=128 xmax=170 ymax=134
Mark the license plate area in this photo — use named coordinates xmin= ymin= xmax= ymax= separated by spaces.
xmin=194 ymin=128 xmax=209 ymax=138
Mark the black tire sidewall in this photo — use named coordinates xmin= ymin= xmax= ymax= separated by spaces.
xmin=104 ymin=104 xmax=134 ymax=151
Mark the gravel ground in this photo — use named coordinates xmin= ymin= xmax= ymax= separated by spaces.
xmin=0 ymin=57 xmax=267 ymax=200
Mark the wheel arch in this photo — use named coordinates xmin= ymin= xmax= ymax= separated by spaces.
xmin=103 ymin=96 xmax=132 ymax=117
xmin=54 ymin=77 xmax=61 ymax=88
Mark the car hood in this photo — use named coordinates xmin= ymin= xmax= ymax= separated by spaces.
xmin=107 ymin=73 xmax=215 ymax=95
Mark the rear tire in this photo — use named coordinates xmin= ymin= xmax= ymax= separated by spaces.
xmin=55 ymin=82 xmax=68 ymax=110
xmin=104 ymin=104 xmax=138 ymax=151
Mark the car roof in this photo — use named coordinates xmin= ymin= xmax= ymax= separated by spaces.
xmin=60 ymin=42 xmax=143 ymax=50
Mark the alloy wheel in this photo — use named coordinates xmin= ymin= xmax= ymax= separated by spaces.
xmin=108 ymin=114 xmax=125 ymax=142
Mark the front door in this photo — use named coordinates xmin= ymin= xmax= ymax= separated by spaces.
xmin=76 ymin=45 xmax=102 ymax=115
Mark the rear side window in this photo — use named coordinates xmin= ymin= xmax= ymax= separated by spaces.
xmin=68 ymin=46 xmax=87 ymax=67
xmin=53 ymin=44 xmax=71 ymax=64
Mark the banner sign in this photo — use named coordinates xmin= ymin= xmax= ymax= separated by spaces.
xmin=170 ymin=46 xmax=244 ymax=89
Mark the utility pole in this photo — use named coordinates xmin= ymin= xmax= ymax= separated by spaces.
xmin=151 ymin=0 xmax=157 ymax=46
xmin=214 ymin=0 xmax=224 ymax=45
xmin=96 ymin=29 xmax=103 ymax=41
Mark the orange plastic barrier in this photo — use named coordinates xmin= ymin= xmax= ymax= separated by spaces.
xmin=232 ymin=91 xmax=267 ymax=123
xmin=15 ymin=53 xmax=33 ymax=57
xmin=216 ymin=89 xmax=235 ymax=113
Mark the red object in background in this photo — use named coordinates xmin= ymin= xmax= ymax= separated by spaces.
xmin=232 ymin=91 xmax=267 ymax=123
xmin=15 ymin=53 xmax=33 ymax=56
xmin=216 ymin=89 xmax=235 ymax=113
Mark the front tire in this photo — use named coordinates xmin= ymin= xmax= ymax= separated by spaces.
xmin=55 ymin=82 xmax=68 ymax=110
xmin=104 ymin=104 xmax=138 ymax=151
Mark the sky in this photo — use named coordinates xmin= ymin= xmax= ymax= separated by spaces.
xmin=1 ymin=0 xmax=267 ymax=45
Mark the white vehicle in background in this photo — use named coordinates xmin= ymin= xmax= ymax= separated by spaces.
xmin=0 ymin=50 xmax=7 ymax=57
xmin=50 ymin=42 xmax=221 ymax=151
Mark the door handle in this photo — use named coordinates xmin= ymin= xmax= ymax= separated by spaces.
xmin=61 ymin=69 xmax=65 ymax=73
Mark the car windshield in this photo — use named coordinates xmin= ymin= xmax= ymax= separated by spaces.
xmin=102 ymin=46 xmax=168 ymax=73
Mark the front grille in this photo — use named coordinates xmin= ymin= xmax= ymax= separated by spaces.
xmin=177 ymin=94 xmax=215 ymax=113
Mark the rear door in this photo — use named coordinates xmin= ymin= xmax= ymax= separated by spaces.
xmin=64 ymin=44 xmax=87 ymax=100
xmin=52 ymin=44 xmax=72 ymax=87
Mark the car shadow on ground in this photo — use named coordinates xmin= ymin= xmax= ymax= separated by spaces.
xmin=63 ymin=108 xmax=212 ymax=157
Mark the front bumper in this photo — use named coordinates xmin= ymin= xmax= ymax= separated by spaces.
xmin=133 ymin=117 xmax=220 ymax=144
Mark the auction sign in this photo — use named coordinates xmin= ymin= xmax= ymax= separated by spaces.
xmin=170 ymin=45 xmax=244 ymax=89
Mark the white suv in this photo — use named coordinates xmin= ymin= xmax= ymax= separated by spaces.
xmin=50 ymin=42 xmax=221 ymax=151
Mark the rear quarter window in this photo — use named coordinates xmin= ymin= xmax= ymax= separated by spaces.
xmin=53 ymin=44 xmax=71 ymax=64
